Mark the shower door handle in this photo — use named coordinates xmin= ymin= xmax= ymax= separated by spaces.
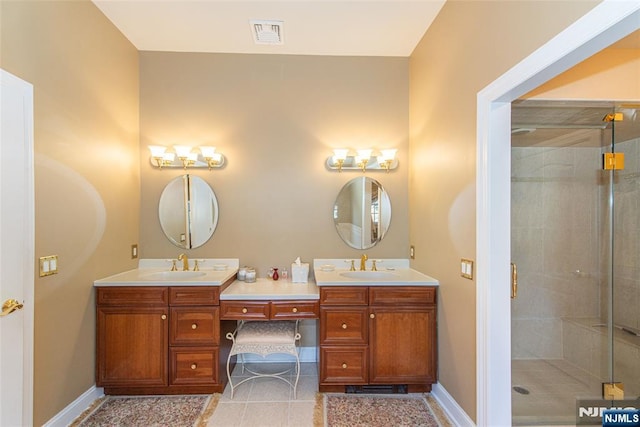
xmin=511 ymin=263 xmax=518 ymax=299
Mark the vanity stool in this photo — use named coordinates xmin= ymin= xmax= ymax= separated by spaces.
xmin=225 ymin=320 xmax=301 ymax=399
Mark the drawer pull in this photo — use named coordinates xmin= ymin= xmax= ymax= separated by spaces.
xmin=342 ymin=363 xmax=348 ymax=369
xmin=161 ymin=314 xmax=167 ymax=320
xmin=341 ymin=323 xmax=348 ymax=329
xmin=370 ymin=313 xmax=375 ymax=319
xmin=191 ymin=323 xmax=198 ymax=330
xmin=292 ymin=307 xmax=298 ymax=313
xmin=191 ymin=363 xmax=197 ymax=370
xmin=242 ymin=308 xmax=248 ymax=314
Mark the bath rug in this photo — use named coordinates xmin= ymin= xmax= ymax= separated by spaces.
xmin=73 ymin=394 xmax=218 ymax=427
xmin=319 ymin=393 xmax=451 ymax=427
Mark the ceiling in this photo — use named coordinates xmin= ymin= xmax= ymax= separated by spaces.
xmin=92 ymin=0 xmax=446 ymax=57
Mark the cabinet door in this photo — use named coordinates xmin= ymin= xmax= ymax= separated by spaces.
xmin=96 ymin=306 xmax=168 ymax=387
xmin=369 ymin=306 xmax=436 ymax=384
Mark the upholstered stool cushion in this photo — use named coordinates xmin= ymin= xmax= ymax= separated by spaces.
xmin=235 ymin=321 xmax=297 ymax=344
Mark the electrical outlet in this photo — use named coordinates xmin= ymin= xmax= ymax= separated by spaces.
xmin=410 ymin=245 xmax=415 ymax=259
xmin=131 ymin=244 xmax=138 ymax=259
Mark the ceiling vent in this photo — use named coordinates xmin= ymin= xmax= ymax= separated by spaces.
xmin=251 ymin=20 xmax=284 ymax=45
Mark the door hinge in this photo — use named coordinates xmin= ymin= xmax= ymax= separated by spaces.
xmin=603 ymin=382 xmax=624 ymax=400
xmin=603 ymin=152 xmax=625 ymax=170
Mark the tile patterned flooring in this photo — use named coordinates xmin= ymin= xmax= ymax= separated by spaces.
xmin=207 ymin=362 xmax=319 ymax=427
xmin=511 ymin=359 xmax=604 ymax=426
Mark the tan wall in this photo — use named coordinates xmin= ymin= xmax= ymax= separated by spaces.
xmin=0 ymin=1 xmax=140 ymax=424
xmin=408 ymin=0 xmax=599 ymax=420
xmin=526 ymin=46 xmax=640 ymax=99
xmin=139 ymin=52 xmax=410 ymax=273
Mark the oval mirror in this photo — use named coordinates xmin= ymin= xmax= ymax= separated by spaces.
xmin=158 ymin=174 xmax=219 ymax=249
xmin=333 ymin=177 xmax=391 ymax=249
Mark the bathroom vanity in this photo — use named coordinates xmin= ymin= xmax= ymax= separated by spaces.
xmin=314 ymin=259 xmax=439 ymax=393
xmin=94 ymin=258 xmax=439 ymax=396
xmin=94 ymin=259 xmax=238 ymax=395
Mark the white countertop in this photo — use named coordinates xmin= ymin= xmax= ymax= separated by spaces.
xmin=313 ymin=258 xmax=439 ymax=287
xmin=94 ymin=258 xmax=239 ymax=287
xmin=220 ymin=278 xmax=319 ymax=300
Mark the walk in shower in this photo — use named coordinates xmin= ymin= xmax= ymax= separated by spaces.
xmin=510 ymin=100 xmax=640 ymax=425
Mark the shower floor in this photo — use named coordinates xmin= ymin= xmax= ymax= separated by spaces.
xmin=512 ymin=359 xmax=603 ymax=426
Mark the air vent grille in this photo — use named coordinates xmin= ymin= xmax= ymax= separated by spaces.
xmin=251 ymin=20 xmax=284 ymax=45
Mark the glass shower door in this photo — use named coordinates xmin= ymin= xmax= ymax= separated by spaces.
xmin=603 ymin=108 xmax=640 ymax=405
xmin=510 ymin=101 xmax=640 ymax=425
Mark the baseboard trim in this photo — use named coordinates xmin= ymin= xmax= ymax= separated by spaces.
xmin=431 ymin=382 xmax=475 ymax=427
xmin=43 ymin=385 xmax=104 ymax=427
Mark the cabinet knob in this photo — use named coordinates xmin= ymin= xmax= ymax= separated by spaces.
xmin=292 ymin=307 xmax=298 ymax=313
xmin=242 ymin=308 xmax=248 ymax=314
xmin=341 ymin=323 xmax=348 ymax=329
xmin=191 ymin=363 xmax=197 ymax=370
xmin=161 ymin=314 xmax=167 ymax=320
xmin=191 ymin=323 xmax=198 ymax=329
xmin=342 ymin=363 xmax=348 ymax=369
xmin=370 ymin=313 xmax=375 ymax=319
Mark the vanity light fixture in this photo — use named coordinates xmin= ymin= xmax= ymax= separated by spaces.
xmin=332 ymin=149 xmax=349 ymax=172
xmin=377 ymin=149 xmax=397 ymax=172
xmin=148 ymin=145 xmax=226 ymax=170
xmin=199 ymin=146 xmax=224 ymax=170
xmin=326 ymin=148 xmax=398 ymax=172
xmin=355 ymin=149 xmax=372 ymax=172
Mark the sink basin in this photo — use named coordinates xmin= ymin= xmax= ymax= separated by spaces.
xmin=143 ymin=271 xmax=207 ymax=280
xmin=339 ymin=271 xmax=398 ymax=280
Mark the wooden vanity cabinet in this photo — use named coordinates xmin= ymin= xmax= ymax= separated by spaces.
xmin=96 ymin=280 xmax=235 ymax=395
xmin=219 ymin=300 xmax=320 ymax=320
xmin=96 ymin=288 xmax=169 ymax=389
xmin=318 ymin=286 xmax=437 ymax=392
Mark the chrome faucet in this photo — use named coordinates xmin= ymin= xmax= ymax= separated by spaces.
xmin=178 ymin=253 xmax=189 ymax=271
xmin=360 ymin=254 xmax=368 ymax=271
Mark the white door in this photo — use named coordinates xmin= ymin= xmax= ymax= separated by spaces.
xmin=0 ymin=69 xmax=35 ymax=427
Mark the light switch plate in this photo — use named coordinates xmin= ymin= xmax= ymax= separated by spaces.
xmin=461 ymin=258 xmax=474 ymax=280
xmin=39 ymin=255 xmax=58 ymax=277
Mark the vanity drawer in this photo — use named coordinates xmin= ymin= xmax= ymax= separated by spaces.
xmin=320 ymin=307 xmax=368 ymax=345
xmin=170 ymin=347 xmax=218 ymax=385
xmin=170 ymin=307 xmax=219 ymax=346
xmin=97 ymin=287 xmax=168 ymax=306
xmin=319 ymin=346 xmax=368 ymax=384
xmin=169 ymin=287 xmax=219 ymax=306
xmin=271 ymin=301 xmax=319 ymax=319
xmin=220 ymin=301 xmax=270 ymax=320
xmin=320 ymin=287 xmax=368 ymax=306
xmin=369 ymin=287 xmax=436 ymax=305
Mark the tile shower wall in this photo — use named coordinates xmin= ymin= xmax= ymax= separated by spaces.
xmin=511 ymin=146 xmax=602 ymax=359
